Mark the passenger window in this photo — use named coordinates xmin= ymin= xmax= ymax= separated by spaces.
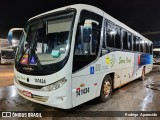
xmin=106 ymin=21 xmax=115 ymax=48
xmin=115 ymin=26 xmax=121 ymax=49
xmin=128 ymin=33 xmax=132 ymax=51
xmin=122 ymin=30 xmax=128 ymax=50
xmin=136 ymin=37 xmax=140 ymax=51
xmin=74 ymin=25 xmax=100 ymax=55
xmin=140 ymin=39 xmax=144 ymax=52
xmin=133 ymin=36 xmax=140 ymax=52
xmin=145 ymin=42 xmax=149 ymax=53
xmin=133 ymin=36 xmax=136 ymax=51
xmin=92 ymin=28 xmax=100 ymax=55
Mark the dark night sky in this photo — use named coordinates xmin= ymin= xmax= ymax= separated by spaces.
xmin=1 ymin=0 xmax=160 ymax=40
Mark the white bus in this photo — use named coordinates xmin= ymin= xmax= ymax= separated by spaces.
xmin=14 ymin=4 xmax=153 ymax=109
xmin=153 ymin=48 xmax=160 ymax=64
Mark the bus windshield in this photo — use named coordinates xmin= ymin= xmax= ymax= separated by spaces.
xmin=15 ymin=10 xmax=75 ymax=74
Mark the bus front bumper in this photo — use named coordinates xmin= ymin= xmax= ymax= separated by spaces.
xmin=14 ymin=77 xmax=72 ymax=109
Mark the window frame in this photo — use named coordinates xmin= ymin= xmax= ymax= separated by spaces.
xmin=101 ymin=19 xmax=152 ymax=54
xmin=104 ymin=19 xmax=122 ymax=51
xmin=121 ymin=29 xmax=129 ymax=51
xmin=128 ymin=32 xmax=133 ymax=51
xmin=140 ymin=38 xmax=144 ymax=53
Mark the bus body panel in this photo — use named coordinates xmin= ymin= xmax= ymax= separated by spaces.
xmin=72 ymin=74 xmax=97 ymax=107
xmin=72 ymin=51 xmax=152 ymax=107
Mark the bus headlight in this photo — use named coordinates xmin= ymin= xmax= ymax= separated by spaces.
xmin=41 ymin=78 xmax=67 ymax=91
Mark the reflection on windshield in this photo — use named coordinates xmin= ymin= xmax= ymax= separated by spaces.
xmin=17 ymin=12 xmax=74 ymax=66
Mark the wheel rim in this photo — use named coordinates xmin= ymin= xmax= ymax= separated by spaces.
xmin=103 ymin=81 xmax=111 ymax=98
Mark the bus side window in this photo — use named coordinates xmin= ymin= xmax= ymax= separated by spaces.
xmin=74 ymin=26 xmax=100 ymax=55
xmin=145 ymin=42 xmax=149 ymax=53
xmin=128 ymin=33 xmax=132 ymax=51
xmin=133 ymin=35 xmax=137 ymax=51
xmin=136 ymin=37 xmax=140 ymax=52
xmin=74 ymin=27 xmax=83 ymax=55
xmin=140 ymin=39 xmax=144 ymax=53
xmin=82 ymin=27 xmax=91 ymax=54
xmin=92 ymin=28 xmax=100 ymax=55
xmin=122 ymin=30 xmax=128 ymax=50
xmin=73 ymin=10 xmax=102 ymax=72
xmin=115 ymin=26 xmax=121 ymax=49
xmin=106 ymin=21 xmax=115 ymax=48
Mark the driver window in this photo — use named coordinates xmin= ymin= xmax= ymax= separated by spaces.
xmin=73 ymin=10 xmax=102 ymax=72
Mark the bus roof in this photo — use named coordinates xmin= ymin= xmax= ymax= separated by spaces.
xmin=28 ymin=4 xmax=152 ymax=44
xmin=29 ymin=4 xmax=103 ymax=21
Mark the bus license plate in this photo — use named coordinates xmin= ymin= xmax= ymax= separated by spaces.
xmin=23 ymin=90 xmax=32 ymax=98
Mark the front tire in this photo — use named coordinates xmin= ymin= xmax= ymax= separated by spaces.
xmin=98 ymin=75 xmax=112 ymax=103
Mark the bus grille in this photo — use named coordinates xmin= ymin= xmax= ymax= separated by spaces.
xmin=18 ymin=89 xmax=49 ymax=102
xmin=18 ymin=81 xmax=43 ymax=89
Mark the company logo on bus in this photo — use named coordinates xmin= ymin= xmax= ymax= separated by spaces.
xmin=23 ymin=67 xmax=34 ymax=71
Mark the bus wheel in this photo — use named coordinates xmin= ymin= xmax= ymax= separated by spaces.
xmin=140 ymin=68 xmax=145 ymax=81
xmin=99 ymin=75 xmax=112 ymax=103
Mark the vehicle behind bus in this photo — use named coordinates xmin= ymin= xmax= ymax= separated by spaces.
xmin=0 ymin=49 xmax=15 ymax=64
xmin=153 ymin=48 xmax=160 ymax=64
xmin=0 ymin=39 xmax=15 ymax=64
